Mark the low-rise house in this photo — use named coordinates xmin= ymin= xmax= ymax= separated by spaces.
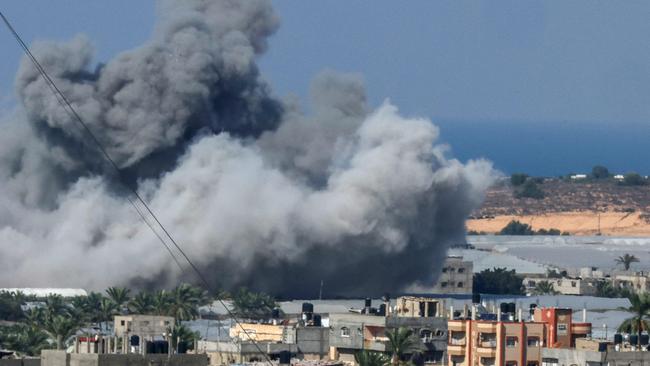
xmin=613 ymin=271 xmax=650 ymax=294
xmin=522 ymin=277 xmax=599 ymax=296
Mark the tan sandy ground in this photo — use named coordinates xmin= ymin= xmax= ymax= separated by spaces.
xmin=466 ymin=211 xmax=650 ymax=236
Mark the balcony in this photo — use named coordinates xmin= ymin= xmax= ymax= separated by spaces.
xmin=476 ymin=323 xmax=498 ymax=332
xmin=476 ymin=347 xmax=497 ymax=358
xmin=480 ymin=340 xmax=497 ymax=348
xmin=447 ymin=344 xmax=465 ymax=356
xmin=448 ymin=321 xmax=466 ymax=332
xmin=449 ymin=338 xmax=466 ymax=346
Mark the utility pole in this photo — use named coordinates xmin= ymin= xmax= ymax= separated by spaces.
xmin=319 ymin=280 xmax=323 ymax=300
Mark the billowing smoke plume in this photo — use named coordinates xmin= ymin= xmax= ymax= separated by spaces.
xmin=0 ymin=0 xmax=494 ymax=297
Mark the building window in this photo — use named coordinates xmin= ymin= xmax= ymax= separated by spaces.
xmin=527 ymin=337 xmax=540 ymax=347
xmin=528 ymin=280 xmax=536 ymax=287
xmin=526 ymin=362 xmax=539 ymax=366
xmin=457 ymin=282 xmax=464 ymax=288
xmin=506 ymin=336 xmax=518 ymax=347
xmin=120 ymin=320 xmax=125 ymax=326
xmin=571 ymin=281 xmax=576 ymax=287
xmin=505 ymin=362 xmax=517 ymax=366
xmin=442 ymin=268 xmax=448 ymax=273
xmin=341 ymin=327 xmax=350 ymax=337
xmin=449 ymin=268 xmax=456 ymax=273
xmin=441 ymin=282 xmax=448 ymax=288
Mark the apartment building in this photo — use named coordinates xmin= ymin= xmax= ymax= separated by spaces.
xmin=432 ymin=256 xmax=473 ymax=294
xmin=447 ymin=307 xmax=591 ymax=366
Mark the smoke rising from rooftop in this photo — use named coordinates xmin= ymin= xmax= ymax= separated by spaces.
xmin=0 ymin=0 xmax=494 ymax=297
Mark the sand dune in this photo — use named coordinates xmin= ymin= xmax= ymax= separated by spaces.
xmin=466 ymin=211 xmax=650 ymax=236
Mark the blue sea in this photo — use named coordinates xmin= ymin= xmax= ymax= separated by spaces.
xmin=435 ymin=120 xmax=650 ymax=177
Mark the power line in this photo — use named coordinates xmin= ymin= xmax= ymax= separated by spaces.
xmin=0 ymin=10 xmax=274 ymax=365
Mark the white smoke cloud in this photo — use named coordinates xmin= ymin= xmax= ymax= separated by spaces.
xmin=0 ymin=0 xmax=495 ymax=297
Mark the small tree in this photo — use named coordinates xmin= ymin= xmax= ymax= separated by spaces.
xmin=499 ymin=220 xmax=534 ymax=235
xmin=515 ymin=180 xmax=544 ymax=199
xmin=622 ymin=173 xmax=646 ymax=186
xmin=510 ymin=173 xmax=528 ymax=186
xmin=231 ymin=288 xmax=278 ymax=320
xmin=616 ymin=254 xmax=640 ymax=271
xmin=473 ymin=268 xmax=524 ymax=295
xmin=592 ymin=165 xmax=609 ymax=179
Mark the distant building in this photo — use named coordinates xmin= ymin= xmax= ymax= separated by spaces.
xmin=613 ymin=271 xmax=650 ymax=294
xmin=447 ymin=307 xmax=591 ymax=366
xmin=542 ymin=338 xmax=650 ymax=365
xmin=113 ymin=315 xmax=175 ymax=354
xmin=522 ymin=276 xmax=599 ymax=296
xmin=613 ymin=174 xmax=625 ymax=180
xmin=432 ymin=256 xmax=473 ymax=295
xmin=570 ymin=174 xmax=588 ymax=180
xmin=0 ymin=288 xmax=87 ymax=297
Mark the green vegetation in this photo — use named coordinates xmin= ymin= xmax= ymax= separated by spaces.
xmin=385 ymin=327 xmax=420 ymax=366
xmin=0 ymin=284 xmax=275 ymax=356
xmin=473 ymin=268 xmax=524 ymax=295
xmin=595 ymin=281 xmax=633 ymax=298
xmin=498 ymin=220 xmax=566 ymax=236
xmin=499 ymin=220 xmax=534 ymax=235
xmin=515 ymin=180 xmax=545 ymax=199
xmin=355 ymin=350 xmax=390 ymax=366
xmin=231 ymin=288 xmax=279 ymax=320
xmin=510 ymin=173 xmax=529 ymax=186
xmin=616 ymin=253 xmax=640 ymax=271
xmin=591 ymin=165 xmax=610 ymax=179
xmin=618 ymin=293 xmax=650 ymax=347
xmin=532 ymin=281 xmax=557 ymax=295
xmin=621 ymin=173 xmax=646 ymax=186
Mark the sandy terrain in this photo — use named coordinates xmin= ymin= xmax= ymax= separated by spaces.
xmin=466 ymin=211 xmax=650 ymax=236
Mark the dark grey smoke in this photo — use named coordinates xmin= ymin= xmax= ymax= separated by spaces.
xmin=0 ymin=0 xmax=495 ymax=297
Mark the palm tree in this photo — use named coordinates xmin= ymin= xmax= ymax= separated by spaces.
xmin=129 ymin=292 xmax=155 ymax=314
xmin=43 ymin=315 xmax=79 ymax=350
xmin=616 ymin=254 xmax=640 ymax=271
xmin=44 ymin=295 xmax=68 ymax=318
xmin=533 ymin=280 xmax=558 ymax=295
xmin=385 ymin=327 xmax=418 ymax=366
xmin=153 ymin=290 xmax=172 ymax=316
xmin=618 ymin=293 xmax=650 ymax=347
xmin=231 ymin=288 xmax=278 ymax=320
xmin=98 ymin=298 xmax=119 ymax=331
xmin=168 ymin=324 xmax=200 ymax=353
xmin=168 ymin=284 xmax=203 ymax=323
xmin=106 ymin=287 xmax=131 ymax=311
xmin=2 ymin=324 xmax=51 ymax=356
xmin=355 ymin=350 xmax=390 ymax=366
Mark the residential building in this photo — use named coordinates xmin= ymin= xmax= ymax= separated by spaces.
xmin=432 ymin=256 xmax=473 ymax=295
xmin=41 ymin=350 xmax=208 ymax=366
xmin=613 ymin=271 xmax=650 ymax=294
xmin=447 ymin=307 xmax=591 ymax=366
xmin=522 ymin=277 xmax=599 ymax=296
xmin=542 ymin=338 xmax=650 ymax=366
xmin=329 ymin=297 xmax=447 ymax=364
xmin=200 ymin=325 xmax=329 ymax=364
xmin=113 ymin=315 xmax=175 ymax=354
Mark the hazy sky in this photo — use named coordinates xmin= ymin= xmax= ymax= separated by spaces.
xmin=1 ymin=1 xmax=649 ymax=175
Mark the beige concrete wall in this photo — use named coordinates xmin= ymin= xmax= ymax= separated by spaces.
xmin=229 ymin=323 xmax=284 ymax=342
xmin=0 ymin=360 xmax=40 ymax=366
